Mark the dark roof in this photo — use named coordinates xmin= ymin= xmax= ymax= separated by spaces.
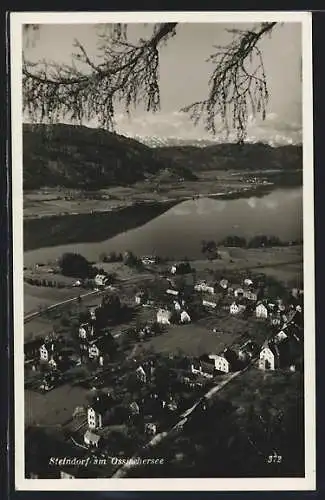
xmin=90 ymin=394 xmax=113 ymax=415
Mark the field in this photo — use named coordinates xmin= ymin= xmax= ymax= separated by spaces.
xmin=25 ymin=384 xmax=89 ymax=427
xmin=144 ymin=316 xmax=270 ymax=358
xmin=192 ymin=245 xmax=303 ymax=287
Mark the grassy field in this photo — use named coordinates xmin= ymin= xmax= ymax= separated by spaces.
xmin=144 ymin=315 xmax=270 ymax=358
xmin=25 ymin=384 xmax=89 ymax=427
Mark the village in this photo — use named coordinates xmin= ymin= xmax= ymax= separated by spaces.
xmin=24 ymin=252 xmax=304 ymax=479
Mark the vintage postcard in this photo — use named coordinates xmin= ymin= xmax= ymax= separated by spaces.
xmin=11 ymin=11 xmax=315 ymax=491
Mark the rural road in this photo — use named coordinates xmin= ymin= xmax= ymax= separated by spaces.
xmin=24 ymin=288 xmax=105 ymax=323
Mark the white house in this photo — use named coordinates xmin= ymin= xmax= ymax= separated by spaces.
xmin=79 ymin=323 xmax=94 ymax=340
xmin=145 ymin=422 xmax=157 ymax=436
xmin=48 ymin=356 xmax=58 ymax=370
xmin=243 ymin=290 xmax=258 ymax=301
xmin=202 ymin=297 xmax=217 ymax=309
xmin=230 ymin=302 xmax=246 ymax=315
xmin=258 ymin=343 xmax=280 ymax=370
xmin=234 ymin=288 xmax=244 ymax=298
xmin=244 ymin=278 xmax=253 ymax=287
xmin=89 ymin=307 xmax=97 ymax=320
xmin=208 ymin=354 xmax=230 ymax=373
xmin=166 ymin=288 xmax=179 ymax=296
xmin=135 ymin=365 xmax=147 ymax=383
xmin=88 ymin=344 xmax=100 ymax=359
xmin=230 ymin=302 xmax=240 ymax=315
xmin=87 ymin=395 xmax=111 ymax=429
xmin=60 ymin=471 xmax=75 ymax=479
xmin=180 ymin=310 xmax=191 ymax=323
xmin=39 ymin=344 xmax=50 ymax=361
xmin=87 ymin=406 xmax=102 ymax=429
xmin=171 ymin=265 xmax=177 ymax=275
xmin=220 ymin=279 xmax=229 ymax=290
xmin=256 ymin=303 xmax=268 ymax=319
xmin=173 ymin=300 xmax=182 ymax=311
xmin=157 ymin=308 xmax=172 ymax=324
xmin=135 ymin=291 xmax=148 ymax=305
xmin=84 ymin=430 xmax=101 ymax=448
xmin=94 ymin=274 xmax=108 ymax=287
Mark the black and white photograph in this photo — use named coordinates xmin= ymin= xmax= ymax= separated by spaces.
xmin=11 ymin=11 xmax=315 ymax=491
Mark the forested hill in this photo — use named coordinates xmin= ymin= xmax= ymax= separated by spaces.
xmin=154 ymin=142 xmax=302 ymax=172
xmin=23 ymin=123 xmax=196 ymax=190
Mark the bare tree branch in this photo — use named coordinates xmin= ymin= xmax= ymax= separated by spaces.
xmin=23 ymin=21 xmax=277 ymax=141
xmin=182 ymin=22 xmax=277 ymax=142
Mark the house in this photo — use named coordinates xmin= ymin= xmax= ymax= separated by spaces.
xmin=24 ymin=338 xmax=44 ymax=361
xmin=243 ymin=289 xmax=258 ymax=302
xmin=166 ymin=288 xmax=179 ymax=296
xmin=191 ymin=354 xmax=229 ymax=377
xmin=88 ymin=335 xmax=113 ymax=360
xmin=129 ymin=401 xmax=140 ymax=415
xmin=234 ymin=287 xmax=244 ymax=298
xmin=171 ymin=265 xmax=177 ymax=275
xmin=94 ymin=274 xmax=108 ymax=287
xmin=141 ymin=256 xmax=156 ymax=265
xmin=244 ymin=278 xmax=253 ymax=287
xmin=194 ymin=281 xmax=207 ymax=292
xmin=39 ymin=342 xmax=56 ymax=362
xmin=202 ymin=294 xmax=217 ymax=309
xmin=135 ymin=290 xmax=148 ymax=305
xmin=220 ymin=279 xmax=229 ymax=290
xmin=135 ymin=365 xmax=147 ymax=383
xmin=89 ymin=307 xmax=97 ymax=320
xmin=256 ymin=303 xmax=268 ymax=319
xmin=60 ymin=470 xmax=76 ymax=479
xmin=180 ymin=310 xmax=191 ymax=323
xmin=87 ymin=394 xmax=112 ymax=429
xmin=258 ymin=341 xmax=280 ymax=370
xmin=145 ymin=422 xmax=157 ymax=436
xmin=208 ymin=354 xmax=230 ymax=373
xmin=173 ymin=300 xmax=182 ymax=311
xmin=79 ymin=322 xmax=94 ymax=340
xmin=191 ymin=356 xmax=215 ymax=379
xmin=157 ymin=308 xmax=172 ymax=324
xmin=170 ymin=262 xmax=191 ymax=275
xmin=84 ymin=430 xmax=101 ymax=448
xmin=230 ymin=301 xmax=246 ymax=315
xmin=259 ymin=336 xmax=302 ymax=371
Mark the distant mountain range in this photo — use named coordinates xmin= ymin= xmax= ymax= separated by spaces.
xmin=23 ymin=123 xmax=302 ymax=190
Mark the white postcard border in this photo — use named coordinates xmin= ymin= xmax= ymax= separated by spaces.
xmin=11 ymin=10 xmax=315 ymax=492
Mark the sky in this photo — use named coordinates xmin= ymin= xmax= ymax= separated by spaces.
xmin=23 ymin=22 xmax=302 ymax=144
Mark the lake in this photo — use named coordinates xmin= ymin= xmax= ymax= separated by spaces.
xmin=24 ymin=187 xmax=302 ymax=265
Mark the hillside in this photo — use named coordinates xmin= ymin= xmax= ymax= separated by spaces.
xmin=154 ymin=143 xmax=302 ymax=172
xmin=23 ymin=124 xmax=196 ymax=190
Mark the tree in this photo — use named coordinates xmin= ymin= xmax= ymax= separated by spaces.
xmin=201 ymin=239 xmax=219 ymax=261
xmin=58 ymin=252 xmax=91 ymax=278
xmin=23 ymin=22 xmax=277 ymax=143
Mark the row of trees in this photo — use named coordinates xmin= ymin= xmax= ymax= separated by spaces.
xmin=24 ymin=276 xmax=68 ymax=288
xmin=218 ymin=234 xmax=302 ymax=248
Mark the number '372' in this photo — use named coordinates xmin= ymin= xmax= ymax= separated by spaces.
xmin=267 ymin=455 xmax=282 ymax=463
